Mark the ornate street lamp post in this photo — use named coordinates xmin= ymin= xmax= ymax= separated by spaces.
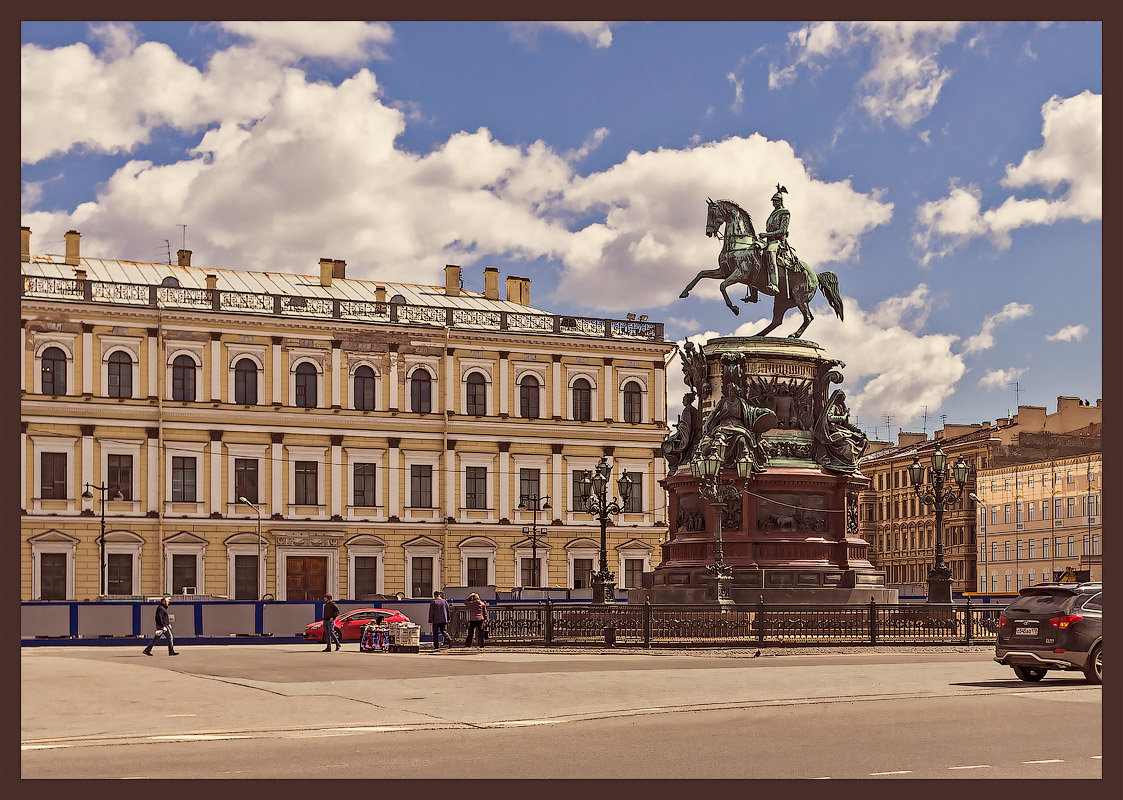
xmin=908 ymin=447 xmax=969 ymax=604
xmin=579 ymin=456 xmax=633 ymax=604
xmin=239 ymin=497 xmax=265 ymax=599
xmin=689 ymin=442 xmax=752 ymax=605
xmin=81 ymin=482 xmax=123 ymax=598
xmin=517 ymin=494 xmax=551 ymax=587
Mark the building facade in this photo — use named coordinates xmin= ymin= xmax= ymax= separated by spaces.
xmin=21 ymin=227 xmax=674 ymax=602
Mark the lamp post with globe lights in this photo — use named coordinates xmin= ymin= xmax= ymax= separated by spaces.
xmin=578 ymin=456 xmax=633 ymax=604
xmin=516 ymin=494 xmax=550 ymax=588
xmin=81 ymin=482 xmax=123 ymax=598
xmin=688 ymin=441 xmax=752 ymax=606
xmin=908 ymin=447 xmax=970 ymax=604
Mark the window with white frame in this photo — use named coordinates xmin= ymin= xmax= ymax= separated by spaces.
xmin=404 ymin=451 xmax=441 ymax=516
xmin=346 ymin=535 xmax=386 ymax=600
xmin=616 ymin=541 xmax=653 ymax=588
xmin=571 ymin=377 xmax=593 ymax=421
xmin=101 ymin=440 xmax=142 ymax=506
xmin=408 ymin=366 xmax=434 ymax=413
xmin=565 ymin=539 xmax=600 ymax=590
xmin=103 ymin=531 xmax=144 ymax=596
xmin=106 ymin=350 xmax=135 ymax=398
xmin=230 ymin=354 xmax=263 ymax=405
xmin=226 ymin=443 xmax=267 ymax=513
xmin=224 ymin=533 xmax=266 ymax=600
xmin=352 ymin=364 xmax=378 ymax=411
xmin=31 ymin=436 xmax=77 ymax=512
xmin=519 ymin=373 xmax=541 ymax=419
xmin=294 ymin=361 xmax=318 ymax=408
xmin=164 ymin=532 xmax=207 ymax=595
xmin=465 ymin=371 xmax=487 ymax=416
xmin=287 ymin=446 xmax=326 ymax=513
xmin=29 ymin=530 xmax=79 ymax=600
xmin=170 ymin=353 xmax=198 ymax=402
xmin=619 ymin=376 xmax=647 ymax=423
xmin=344 ymin=447 xmax=385 ymax=518
xmin=458 ymin=537 xmax=497 ymax=587
xmin=403 ymin=536 xmax=442 ymax=598
xmin=513 ymin=537 xmax=550 ymax=588
xmin=39 ymin=345 xmax=70 ymax=396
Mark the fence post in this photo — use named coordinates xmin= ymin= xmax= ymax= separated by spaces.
xmin=643 ymin=599 xmax=652 ymax=648
xmin=544 ymin=598 xmax=553 ymax=645
xmin=869 ymin=597 xmax=877 ymax=644
xmin=964 ymin=595 xmax=972 ymax=645
xmin=756 ymin=594 xmax=765 ymax=646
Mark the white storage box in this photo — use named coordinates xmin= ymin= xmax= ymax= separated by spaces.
xmin=388 ymin=622 xmax=420 ymax=652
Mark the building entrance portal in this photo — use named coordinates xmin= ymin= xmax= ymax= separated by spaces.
xmin=286 ymin=556 xmax=327 ymax=600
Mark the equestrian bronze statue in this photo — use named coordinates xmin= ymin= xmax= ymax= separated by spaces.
xmin=679 ymin=188 xmax=845 ymax=339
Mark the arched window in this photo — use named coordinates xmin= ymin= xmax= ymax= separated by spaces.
xmin=465 ymin=372 xmax=486 ymax=416
xmin=519 ymin=375 xmax=540 ymax=419
xmin=354 ymin=365 xmax=376 ymax=411
xmin=623 ymin=381 xmax=642 ymax=423
xmin=171 ymin=355 xmax=197 ymax=402
xmin=572 ymin=378 xmax=592 ymax=421
xmin=295 ymin=362 xmax=317 ymax=408
xmin=41 ymin=347 xmax=67 ymax=396
xmin=107 ymin=351 xmax=132 ymax=398
xmin=410 ymin=369 xmax=432 ymax=413
xmin=234 ymin=358 xmax=258 ymax=405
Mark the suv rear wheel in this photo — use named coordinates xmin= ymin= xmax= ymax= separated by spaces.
xmin=1013 ymin=665 xmax=1047 ymax=682
xmin=1083 ymin=644 xmax=1102 ymax=685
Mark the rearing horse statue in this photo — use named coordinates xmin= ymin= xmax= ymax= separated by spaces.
xmin=679 ymin=198 xmax=844 ymax=338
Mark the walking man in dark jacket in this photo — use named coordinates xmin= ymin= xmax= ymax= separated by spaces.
xmin=322 ymin=594 xmax=341 ymax=651
xmin=142 ymin=597 xmax=178 ymax=656
xmin=428 ymin=591 xmax=450 ymax=650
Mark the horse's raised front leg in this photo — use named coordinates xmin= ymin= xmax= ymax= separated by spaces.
xmin=755 ymin=299 xmax=789 ymax=336
xmin=719 ymin=276 xmax=740 ymax=315
xmin=679 ymin=268 xmax=725 ymax=299
xmin=789 ymin=301 xmax=814 ymax=338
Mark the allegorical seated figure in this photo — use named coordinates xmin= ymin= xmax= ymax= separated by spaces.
xmin=697 ymin=375 xmax=777 ymax=473
xmin=812 ymin=389 xmax=868 ymax=472
xmin=660 ymin=391 xmax=702 ymax=472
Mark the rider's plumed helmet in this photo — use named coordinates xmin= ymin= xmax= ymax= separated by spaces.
xmin=771 ymin=183 xmax=788 ymax=203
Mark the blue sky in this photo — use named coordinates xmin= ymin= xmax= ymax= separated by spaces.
xmin=21 ymin=21 xmax=1101 ymax=440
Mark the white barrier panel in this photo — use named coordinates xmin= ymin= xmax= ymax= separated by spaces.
xmin=201 ymin=604 xmax=256 ymax=636
xmin=22 ymin=605 xmax=71 ymax=638
xmin=78 ymin=605 xmax=135 ymax=637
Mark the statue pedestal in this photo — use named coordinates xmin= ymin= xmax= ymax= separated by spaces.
xmin=646 ymin=336 xmax=891 ymax=606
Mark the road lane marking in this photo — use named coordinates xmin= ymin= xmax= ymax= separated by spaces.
xmin=1091 ymin=756 xmax=1102 ymax=760
xmin=948 ymin=765 xmax=990 ymax=770
xmin=870 ymin=771 xmax=912 ymax=776
xmin=165 ymin=714 xmax=196 ymax=718
xmin=147 ymin=734 xmax=252 ymax=741
xmin=22 ymin=744 xmax=72 ymax=751
xmin=482 ymin=719 xmax=564 ymax=728
xmin=1023 ymin=759 xmax=1064 ymax=764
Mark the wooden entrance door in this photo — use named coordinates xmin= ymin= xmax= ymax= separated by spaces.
xmin=286 ymin=556 xmax=328 ymax=600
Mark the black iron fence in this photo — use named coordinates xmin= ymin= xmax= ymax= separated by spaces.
xmin=448 ymin=600 xmax=1003 ymax=647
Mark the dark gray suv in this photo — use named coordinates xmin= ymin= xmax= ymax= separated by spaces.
xmin=995 ymin=583 xmax=1102 ymax=684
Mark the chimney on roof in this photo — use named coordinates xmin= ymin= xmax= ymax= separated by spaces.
xmin=205 ymin=274 xmax=218 ymax=291
xmin=375 ymin=285 xmax=386 ymax=303
xmin=483 ymin=267 xmax=499 ymax=300
xmin=177 ymin=249 xmax=192 ymax=267
xmin=505 ymin=275 xmax=531 ymax=306
xmin=64 ymin=230 xmax=81 ymax=266
xmin=21 ymin=226 xmax=30 ymax=262
xmin=319 ymin=257 xmax=334 ymax=287
xmin=444 ymin=265 xmax=461 ymax=297
xmin=332 ymin=259 xmax=346 ymax=279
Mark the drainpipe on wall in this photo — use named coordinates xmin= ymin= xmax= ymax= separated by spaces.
xmin=442 ymin=324 xmax=452 ymax=592
xmin=156 ymin=304 xmax=166 ymax=595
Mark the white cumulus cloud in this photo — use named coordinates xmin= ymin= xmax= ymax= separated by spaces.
xmin=1046 ymin=324 xmax=1088 ymax=342
xmin=914 ymin=91 xmax=1101 ymax=264
xmin=961 ymin=302 xmax=1034 ymax=355
xmin=504 ymin=22 xmax=615 ymax=49
xmin=219 ymin=21 xmax=394 ymax=62
xmin=978 ymin=367 xmax=1027 ymax=390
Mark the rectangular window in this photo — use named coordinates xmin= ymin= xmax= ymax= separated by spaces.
xmin=1015 ymin=503 xmax=1023 ymax=524
xmin=233 ymin=554 xmax=258 ymax=600
xmin=1042 ymin=537 xmax=1050 ymax=559
xmin=1092 ymin=534 xmax=1099 ymax=555
xmin=572 ymin=558 xmax=594 ymax=589
xmin=623 ymin=471 xmax=643 ymax=513
xmin=1017 ymin=540 xmax=1023 ymax=559
xmin=1066 ymin=497 xmax=1075 ymax=518
xmin=1067 ymin=536 xmax=1075 ymax=557
xmin=1004 ymin=542 xmax=1011 ymax=561
xmin=171 ymin=456 xmax=197 ymax=502
xmin=40 ymin=452 xmax=67 ymax=499
xmin=107 ymin=454 xmax=133 ymax=501
xmin=171 ymin=554 xmax=196 ymax=594
xmin=624 ymin=558 xmax=645 ymax=590
xmin=1029 ymin=569 xmax=1035 ymax=585
xmin=1054 ymin=498 xmax=1063 ymax=519
xmin=519 ymin=468 xmax=541 ymax=506
xmin=1028 ymin=475 xmax=1034 ymax=488
xmin=353 ymin=463 xmax=377 ymax=507
xmin=354 ymin=556 xmax=378 ymax=599
xmin=1028 ymin=502 xmax=1035 ymax=522
xmin=981 ymin=543 xmax=987 ymax=562
xmin=1005 ymin=573 xmax=1011 ymax=592
xmin=1082 ymin=535 xmax=1090 ymax=556
xmin=410 ymin=465 xmax=433 ymax=508
xmin=991 ymin=507 xmax=998 ymax=525
xmin=991 ymin=574 xmax=998 ymax=593
xmin=295 ymin=461 xmax=318 ymax=505
xmin=107 ymin=553 xmax=133 ymax=595
xmin=40 ymin=552 xmax=67 ymax=600
xmin=1042 ymin=501 xmax=1050 ymax=520
xmin=467 ymin=557 xmax=489 ymax=587
xmin=1017 ymin=573 xmax=1023 ymax=590
xmin=1004 ymin=505 xmax=1011 ymax=524
xmin=990 ymin=480 xmax=996 ymax=492
xmin=572 ymin=470 xmax=585 ymax=510
xmin=411 ymin=556 xmax=433 ymax=597
xmin=1028 ymin=539 xmax=1035 ymax=559
xmin=235 ymin=458 xmax=258 ymax=505
xmin=465 ymin=467 xmax=488 ymax=510
xmin=1055 ymin=537 xmax=1063 ymax=558
xmin=1067 ymin=471 xmax=1074 ymax=484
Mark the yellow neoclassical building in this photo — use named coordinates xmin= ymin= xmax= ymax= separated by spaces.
xmin=21 ymin=227 xmax=674 ymax=601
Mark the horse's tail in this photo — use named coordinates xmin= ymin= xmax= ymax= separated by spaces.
xmin=818 ymin=271 xmax=844 ymax=322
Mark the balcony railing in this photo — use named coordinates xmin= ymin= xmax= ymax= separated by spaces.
xmin=22 ymin=274 xmax=664 ymax=342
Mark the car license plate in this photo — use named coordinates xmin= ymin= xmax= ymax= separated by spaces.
xmin=1016 ymin=625 xmax=1038 ymax=636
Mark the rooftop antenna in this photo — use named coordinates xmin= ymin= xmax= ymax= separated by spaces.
xmin=921 ymin=406 xmax=928 ymax=436
xmin=179 ymin=224 xmax=187 ymax=251
xmin=884 ymin=414 xmax=893 ymax=443
xmin=159 ymin=239 xmax=171 ymax=264
xmin=1008 ymin=380 xmax=1022 ymax=410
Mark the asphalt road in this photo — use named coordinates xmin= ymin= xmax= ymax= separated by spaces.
xmin=22 ymin=644 xmax=1104 ymax=780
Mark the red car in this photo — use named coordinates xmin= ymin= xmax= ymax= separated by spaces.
xmin=301 ymin=608 xmax=410 ymax=642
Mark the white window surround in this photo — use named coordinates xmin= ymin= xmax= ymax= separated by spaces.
xmin=404 ymin=450 xmax=442 ymax=516
xmin=458 ymin=359 xmax=495 ymax=416
xmin=163 ymin=532 xmax=207 ymax=595
xmin=616 ymin=370 xmax=650 ymax=423
xmin=33 ymin=336 xmax=76 ymax=395
xmin=344 ymin=447 xmax=386 ymax=520
xmin=29 ymin=530 xmax=79 ymax=600
xmin=225 ymin=443 xmax=269 ymax=516
xmin=223 ymin=533 xmax=268 ymax=600
xmin=287 ymin=445 xmax=327 ymax=517
xmin=566 ymin=369 xmax=599 ymax=421
xmin=512 ymin=364 xmax=548 ymax=418
xmin=30 ymin=435 xmax=78 ymax=512
xmin=227 ymin=349 xmax=266 ymax=406
xmin=104 ymin=530 xmax=144 ymax=596
xmin=458 ymin=452 xmax=497 ymax=519
xmin=404 ymin=359 xmax=441 ymax=412
xmin=345 ymin=535 xmax=387 ymax=599
xmin=511 ymin=454 xmax=550 ymax=522
xmin=458 ymin=536 xmax=498 ymax=586
xmin=164 ymin=440 xmax=207 ymax=515
xmin=347 ymin=359 xmax=383 ymax=411
xmin=100 ymin=439 xmax=143 ymax=513
xmin=288 ymin=354 xmax=325 ymax=408
xmin=275 ymin=545 xmax=339 ymax=601
xmin=164 ymin=345 xmax=204 ymax=401
xmin=613 ymin=459 xmax=650 ymax=520
xmin=616 ymin=539 xmax=654 ymax=588
xmin=564 ymin=537 xmax=601 ymax=589
xmin=512 ymin=538 xmax=551 ymax=588
xmin=100 ymin=338 xmax=141 ymax=398
xmin=564 ymin=456 xmax=601 ymax=521
xmin=403 ymin=536 xmax=443 ymax=598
